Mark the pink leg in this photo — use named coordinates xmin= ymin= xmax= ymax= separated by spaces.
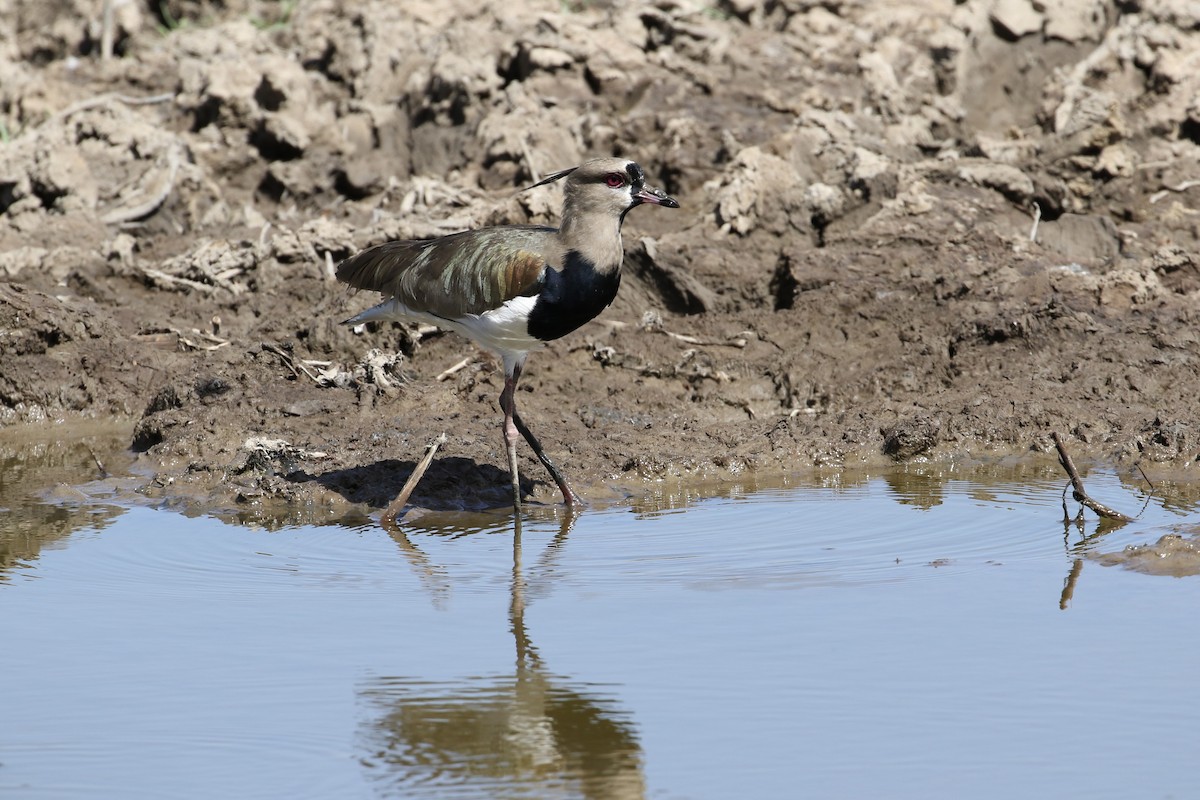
xmin=499 ymin=361 xmax=581 ymax=507
xmin=499 ymin=371 xmax=523 ymax=508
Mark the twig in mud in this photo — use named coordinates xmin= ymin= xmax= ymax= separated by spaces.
xmin=436 ymin=357 xmax=471 ymax=381
xmin=1051 ymin=431 xmax=1136 ymax=522
xmin=1130 ymin=463 xmax=1157 ymax=518
xmin=382 ymin=433 xmax=448 ymax=527
xmin=261 ymin=341 xmax=320 ymax=383
xmin=85 ymin=446 xmax=108 ymax=478
xmin=47 ymin=92 xmax=176 ymax=126
xmin=1135 ymin=463 xmax=1155 ymax=493
xmin=1029 ymin=201 xmax=1041 ymax=242
xmin=609 ymin=318 xmax=750 ymax=349
xmin=1149 ymin=180 xmax=1200 ymax=204
xmin=139 ymin=266 xmax=217 ymax=294
xmin=723 ymin=397 xmax=756 ymax=419
xmin=102 ymin=147 xmax=181 ymax=225
xmin=664 ymin=329 xmax=748 ymax=348
xmin=175 ymin=328 xmax=229 ymax=352
xmin=136 ymin=326 xmax=229 ymax=351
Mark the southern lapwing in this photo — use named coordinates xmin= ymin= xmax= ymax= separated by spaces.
xmin=336 ymin=157 xmax=679 ymax=508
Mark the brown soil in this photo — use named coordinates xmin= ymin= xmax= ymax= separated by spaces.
xmin=3 ymin=0 xmax=1200 ymax=521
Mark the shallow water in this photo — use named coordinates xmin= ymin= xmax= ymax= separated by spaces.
xmin=3 ymin=446 xmax=1200 ymax=799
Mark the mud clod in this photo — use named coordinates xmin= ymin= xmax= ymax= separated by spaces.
xmin=882 ymin=417 xmax=943 ymax=462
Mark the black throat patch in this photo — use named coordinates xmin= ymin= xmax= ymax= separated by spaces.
xmin=526 ymin=251 xmax=622 ymax=342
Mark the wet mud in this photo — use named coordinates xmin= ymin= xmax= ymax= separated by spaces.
xmin=3 ymin=0 xmax=1200 ymax=519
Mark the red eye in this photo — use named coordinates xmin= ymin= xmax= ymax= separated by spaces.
xmin=604 ymin=173 xmax=624 ymax=188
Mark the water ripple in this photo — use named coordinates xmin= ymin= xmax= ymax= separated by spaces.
xmin=537 ymin=472 xmax=1172 ymax=592
xmin=22 ymin=507 xmax=407 ymax=601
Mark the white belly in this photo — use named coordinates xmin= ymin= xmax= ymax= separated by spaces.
xmin=347 ymin=296 xmax=542 ymax=363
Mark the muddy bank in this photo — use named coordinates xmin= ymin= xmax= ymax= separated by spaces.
xmin=2 ymin=0 xmax=1200 ymax=517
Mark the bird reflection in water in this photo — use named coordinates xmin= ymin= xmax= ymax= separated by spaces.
xmin=359 ymin=511 xmax=646 ymax=799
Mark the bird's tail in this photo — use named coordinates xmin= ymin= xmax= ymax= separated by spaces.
xmin=342 ymin=300 xmax=400 ymax=326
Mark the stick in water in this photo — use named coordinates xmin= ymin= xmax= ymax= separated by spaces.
xmin=381 ymin=433 xmax=447 ymax=527
xmin=1050 ymin=431 xmax=1135 ymax=522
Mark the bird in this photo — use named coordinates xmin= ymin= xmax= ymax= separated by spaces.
xmin=336 ymin=157 xmax=679 ymax=508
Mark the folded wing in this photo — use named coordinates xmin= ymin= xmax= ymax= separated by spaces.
xmin=336 ymin=226 xmax=559 ymax=318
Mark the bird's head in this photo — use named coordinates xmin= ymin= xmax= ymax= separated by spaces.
xmin=529 ymin=157 xmax=679 ymax=226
